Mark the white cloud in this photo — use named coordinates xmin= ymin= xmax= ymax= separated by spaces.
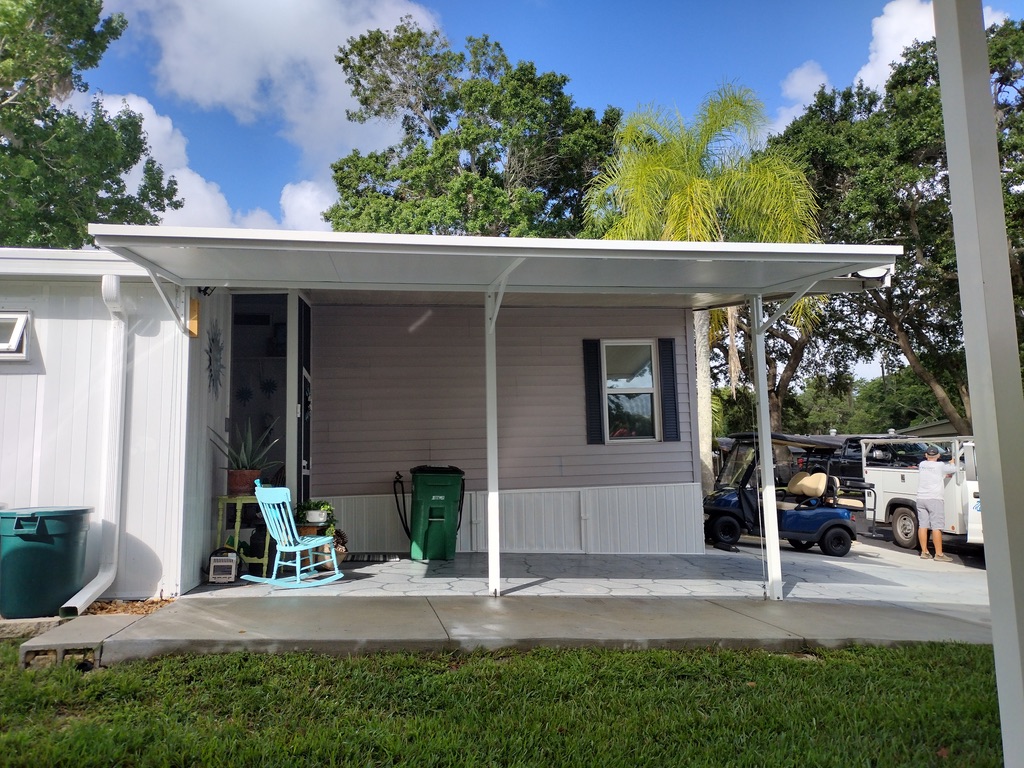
xmin=280 ymin=181 xmax=334 ymax=231
xmin=770 ymin=60 xmax=830 ymax=135
xmin=781 ymin=60 xmax=830 ymax=103
xmin=78 ymin=92 xmax=277 ymax=228
xmin=855 ymin=0 xmax=1010 ymax=91
xmin=89 ymin=0 xmax=446 ymax=229
xmin=104 ymin=0 xmax=424 ymax=173
xmin=770 ymin=0 xmax=1013 ymax=135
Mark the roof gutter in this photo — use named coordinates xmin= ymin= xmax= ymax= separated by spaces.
xmin=60 ymin=275 xmax=127 ymax=617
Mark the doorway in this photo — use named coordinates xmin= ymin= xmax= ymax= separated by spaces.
xmin=230 ymin=294 xmax=288 ymax=488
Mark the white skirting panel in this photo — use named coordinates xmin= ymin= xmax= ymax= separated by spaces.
xmin=580 ymin=484 xmax=705 ymax=553
xmin=491 ymin=488 xmax=583 ymax=552
xmin=328 ymin=483 xmax=703 ymax=555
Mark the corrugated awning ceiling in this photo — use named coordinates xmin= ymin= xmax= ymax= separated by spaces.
xmin=88 ymin=225 xmax=900 ymax=310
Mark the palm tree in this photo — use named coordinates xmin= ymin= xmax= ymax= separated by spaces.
xmin=585 ymin=84 xmax=820 ymax=490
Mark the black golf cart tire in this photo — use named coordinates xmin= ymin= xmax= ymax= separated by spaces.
xmin=787 ymin=538 xmax=815 ymax=551
xmin=819 ymin=527 xmax=852 ymax=557
xmin=890 ymin=506 xmax=918 ymax=549
xmin=708 ymin=515 xmax=742 ymax=546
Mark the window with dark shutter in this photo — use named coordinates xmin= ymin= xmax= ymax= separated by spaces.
xmin=583 ymin=337 xmax=681 ymax=444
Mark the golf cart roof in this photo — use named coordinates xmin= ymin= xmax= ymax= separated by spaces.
xmin=725 ymin=432 xmax=846 ymax=451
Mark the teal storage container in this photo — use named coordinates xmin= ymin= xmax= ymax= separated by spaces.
xmin=0 ymin=507 xmax=90 ymax=619
xmin=409 ymin=466 xmax=464 ymax=561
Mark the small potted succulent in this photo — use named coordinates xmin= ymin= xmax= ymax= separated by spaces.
xmin=226 ymin=418 xmax=282 ymax=495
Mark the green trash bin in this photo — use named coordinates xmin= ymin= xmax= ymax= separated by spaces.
xmin=409 ymin=466 xmax=464 ymax=561
xmin=0 ymin=507 xmax=90 ymax=619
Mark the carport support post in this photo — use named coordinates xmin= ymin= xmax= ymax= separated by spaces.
xmin=485 ymin=290 xmax=501 ymax=596
xmin=749 ymin=295 xmax=784 ymax=600
xmin=934 ymin=0 xmax=1024 ymax=757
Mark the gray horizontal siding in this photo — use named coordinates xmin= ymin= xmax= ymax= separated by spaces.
xmin=311 ymin=306 xmax=696 ymax=497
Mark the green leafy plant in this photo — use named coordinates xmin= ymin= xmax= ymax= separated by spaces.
xmin=294 ymin=499 xmax=336 ymax=535
xmin=227 ymin=418 xmax=282 ymax=471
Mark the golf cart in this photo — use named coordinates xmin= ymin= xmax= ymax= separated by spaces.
xmin=704 ymin=433 xmax=868 ymax=557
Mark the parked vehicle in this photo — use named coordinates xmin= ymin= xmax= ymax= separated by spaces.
xmin=828 ymin=434 xmax=932 ymax=480
xmin=858 ymin=436 xmax=982 ymax=548
xmin=703 ymin=433 xmax=863 ymax=557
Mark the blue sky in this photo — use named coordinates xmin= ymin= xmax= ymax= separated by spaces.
xmin=83 ymin=0 xmax=1024 ymax=231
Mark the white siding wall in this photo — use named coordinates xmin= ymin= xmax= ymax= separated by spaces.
xmin=0 ymin=279 xmax=191 ymax=601
xmin=180 ymin=291 xmax=232 ymax=595
xmin=312 ymin=306 xmax=697 ymax=497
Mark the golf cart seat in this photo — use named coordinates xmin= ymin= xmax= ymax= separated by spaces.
xmin=827 ymin=476 xmax=875 ymax=514
xmin=776 ymin=471 xmax=828 ymax=510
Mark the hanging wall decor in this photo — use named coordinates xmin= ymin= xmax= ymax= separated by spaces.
xmin=206 ymin=319 xmax=225 ymax=398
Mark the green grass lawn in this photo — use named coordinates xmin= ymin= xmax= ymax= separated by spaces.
xmin=0 ymin=640 xmax=1001 ymax=767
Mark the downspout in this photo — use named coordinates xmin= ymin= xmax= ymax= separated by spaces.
xmin=60 ymin=275 xmax=128 ymax=617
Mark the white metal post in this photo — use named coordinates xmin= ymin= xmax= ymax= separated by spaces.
xmin=750 ymin=295 xmax=784 ymax=600
xmin=485 ymin=291 xmax=501 ymax=596
xmin=934 ymin=0 xmax=1024 ymax=759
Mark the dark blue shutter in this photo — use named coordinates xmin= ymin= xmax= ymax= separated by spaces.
xmin=582 ymin=339 xmax=604 ymax=444
xmin=658 ymin=338 xmax=681 ymax=442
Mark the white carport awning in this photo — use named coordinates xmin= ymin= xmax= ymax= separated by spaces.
xmin=83 ymin=223 xmax=900 ymax=602
xmin=86 ymin=224 xmax=899 ymax=600
xmin=88 ymin=225 xmax=899 ymax=309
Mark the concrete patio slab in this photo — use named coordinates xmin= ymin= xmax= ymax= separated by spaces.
xmin=9 ymin=542 xmax=993 ymax=667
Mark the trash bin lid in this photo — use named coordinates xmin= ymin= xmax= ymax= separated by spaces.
xmin=410 ymin=465 xmax=464 ymax=476
xmin=0 ymin=506 xmax=91 ymax=518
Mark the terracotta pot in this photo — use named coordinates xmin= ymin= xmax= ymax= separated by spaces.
xmin=227 ymin=469 xmax=261 ymax=496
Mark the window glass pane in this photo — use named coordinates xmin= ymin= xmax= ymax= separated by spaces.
xmin=605 ymin=344 xmax=653 ymax=389
xmin=0 ymin=318 xmax=18 ymax=350
xmin=0 ymin=313 xmax=27 ymax=355
xmin=607 ymin=393 xmax=654 ymax=439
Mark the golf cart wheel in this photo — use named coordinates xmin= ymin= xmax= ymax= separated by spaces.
xmin=890 ymin=506 xmax=918 ymax=549
xmin=819 ymin=527 xmax=852 ymax=557
xmin=787 ymin=539 xmax=815 ymax=551
xmin=709 ymin=515 xmax=742 ymax=546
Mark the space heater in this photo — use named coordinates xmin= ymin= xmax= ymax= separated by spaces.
xmin=208 ymin=551 xmax=239 ymax=583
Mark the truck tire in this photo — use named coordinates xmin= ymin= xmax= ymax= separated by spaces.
xmin=890 ymin=506 xmax=918 ymax=549
xmin=708 ymin=515 xmax=742 ymax=546
xmin=819 ymin=527 xmax=852 ymax=557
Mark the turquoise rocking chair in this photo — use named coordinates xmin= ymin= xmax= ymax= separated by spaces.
xmin=240 ymin=481 xmax=345 ymax=588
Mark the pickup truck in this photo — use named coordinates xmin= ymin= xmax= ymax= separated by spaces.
xmin=822 ymin=434 xmax=932 ymax=481
xmin=858 ymin=436 xmax=982 ymax=549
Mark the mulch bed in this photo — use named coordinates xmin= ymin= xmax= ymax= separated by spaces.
xmin=84 ymin=598 xmax=175 ymax=616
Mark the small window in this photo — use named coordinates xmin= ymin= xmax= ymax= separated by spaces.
xmin=603 ymin=341 xmax=658 ymax=440
xmin=583 ymin=338 xmax=680 ymax=445
xmin=0 ymin=311 xmax=30 ymax=361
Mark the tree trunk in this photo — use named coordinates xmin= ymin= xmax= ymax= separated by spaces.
xmin=866 ymin=290 xmax=972 ymax=434
xmin=694 ymin=310 xmax=715 ymax=492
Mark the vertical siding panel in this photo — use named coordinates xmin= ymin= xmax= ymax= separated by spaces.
xmin=0 ymin=373 xmax=37 ymax=505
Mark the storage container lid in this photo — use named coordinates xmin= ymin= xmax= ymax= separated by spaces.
xmin=0 ymin=506 xmax=92 ymax=517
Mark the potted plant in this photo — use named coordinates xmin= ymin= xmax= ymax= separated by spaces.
xmin=226 ymin=418 xmax=282 ymax=495
xmin=294 ymin=500 xmax=344 ymax=570
xmin=294 ymin=499 xmax=336 ymax=533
